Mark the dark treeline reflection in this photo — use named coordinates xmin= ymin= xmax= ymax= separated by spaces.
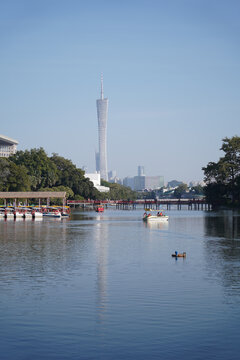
xmin=204 ymin=213 xmax=240 ymax=300
xmin=204 ymin=212 xmax=240 ymax=240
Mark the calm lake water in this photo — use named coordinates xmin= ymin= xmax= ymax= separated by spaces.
xmin=1 ymin=208 xmax=240 ymax=360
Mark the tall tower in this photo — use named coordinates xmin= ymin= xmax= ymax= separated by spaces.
xmin=138 ymin=165 xmax=145 ymax=177
xmin=96 ymin=75 xmax=108 ymax=181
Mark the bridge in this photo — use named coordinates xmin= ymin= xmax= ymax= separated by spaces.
xmin=67 ymin=198 xmax=211 ymax=211
xmin=138 ymin=199 xmax=211 ymax=210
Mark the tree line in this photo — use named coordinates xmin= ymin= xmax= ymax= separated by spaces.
xmin=0 ymin=148 xmax=137 ymax=201
xmin=6 ymin=138 xmax=239 ymax=206
xmin=203 ymin=136 xmax=240 ymax=208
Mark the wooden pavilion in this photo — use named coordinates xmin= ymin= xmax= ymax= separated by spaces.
xmin=0 ymin=192 xmax=66 ymax=207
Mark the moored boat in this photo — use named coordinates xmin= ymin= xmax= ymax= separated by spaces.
xmin=32 ymin=210 xmax=43 ymax=219
xmin=13 ymin=210 xmax=23 ymax=219
xmin=42 ymin=208 xmax=61 ymax=218
xmin=23 ymin=211 xmax=33 ymax=219
xmin=60 ymin=206 xmax=70 ymax=217
xmin=20 ymin=208 xmax=32 ymax=219
xmin=4 ymin=209 xmax=14 ymax=219
xmin=95 ymin=205 xmax=104 ymax=212
xmin=61 ymin=212 xmax=69 ymax=217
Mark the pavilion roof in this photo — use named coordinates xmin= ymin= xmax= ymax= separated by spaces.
xmin=0 ymin=192 xmax=66 ymax=199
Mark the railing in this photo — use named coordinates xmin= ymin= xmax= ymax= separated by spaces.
xmin=67 ymin=198 xmax=211 ymax=210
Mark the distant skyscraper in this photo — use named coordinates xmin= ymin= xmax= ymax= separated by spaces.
xmin=96 ymin=75 xmax=108 ymax=181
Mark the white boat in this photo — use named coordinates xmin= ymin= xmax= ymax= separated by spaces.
xmin=32 ymin=211 xmax=43 ymax=219
xmin=61 ymin=212 xmax=69 ymax=218
xmin=14 ymin=210 xmax=23 ymax=219
xmin=3 ymin=207 xmax=23 ymax=219
xmin=34 ymin=212 xmax=43 ymax=219
xmin=43 ymin=210 xmax=61 ymax=218
xmin=23 ymin=211 xmax=33 ymax=219
xmin=143 ymin=210 xmax=169 ymax=222
xmin=4 ymin=211 xmax=14 ymax=219
xmin=59 ymin=206 xmax=70 ymax=217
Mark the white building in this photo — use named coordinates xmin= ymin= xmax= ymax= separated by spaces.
xmin=84 ymin=173 xmax=110 ymax=193
xmin=0 ymin=134 xmax=18 ymax=157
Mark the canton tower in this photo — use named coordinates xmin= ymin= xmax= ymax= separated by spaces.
xmin=96 ymin=76 xmax=108 ymax=181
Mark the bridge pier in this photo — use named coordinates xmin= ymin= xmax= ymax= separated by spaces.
xmin=116 ymin=202 xmax=137 ymax=210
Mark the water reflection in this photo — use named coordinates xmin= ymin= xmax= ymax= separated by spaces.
xmin=204 ymin=212 xmax=240 ymax=240
xmin=204 ymin=212 xmax=240 ymax=302
xmin=65 ymin=210 xmax=109 ymax=323
xmin=94 ymin=215 xmax=109 ymax=323
xmin=2 ymin=210 xmax=240 ymax=359
xmin=0 ymin=217 xmax=87 ymax=290
xmin=143 ymin=221 xmax=169 ymax=231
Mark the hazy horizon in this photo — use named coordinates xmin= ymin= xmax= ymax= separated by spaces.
xmin=1 ymin=0 xmax=240 ymax=183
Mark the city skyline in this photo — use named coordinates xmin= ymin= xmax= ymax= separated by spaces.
xmin=1 ymin=1 xmax=240 ymax=183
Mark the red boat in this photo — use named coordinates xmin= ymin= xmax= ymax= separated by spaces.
xmin=95 ymin=206 xmax=104 ymax=212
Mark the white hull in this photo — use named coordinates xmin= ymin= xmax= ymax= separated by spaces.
xmin=4 ymin=213 xmax=14 ymax=219
xmin=143 ymin=215 xmax=169 ymax=222
xmin=43 ymin=213 xmax=61 ymax=218
xmin=14 ymin=212 xmax=23 ymax=218
xmin=34 ymin=212 xmax=43 ymax=218
xmin=23 ymin=213 xmax=33 ymax=219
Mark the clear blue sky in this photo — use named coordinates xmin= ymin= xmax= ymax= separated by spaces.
xmin=1 ymin=0 xmax=240 ymax=184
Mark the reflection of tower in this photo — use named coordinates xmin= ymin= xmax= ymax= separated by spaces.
xmin=94 ymin=219 xmax=109 ymax=323
xmin=96 ymin=75 xmax=108 ymax=181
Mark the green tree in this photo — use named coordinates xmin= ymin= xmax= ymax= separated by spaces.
xmin=190 ymin=185 xmax=204 ymax=196
xmin=6 ymin=162 xmax=31 ymax=191
xmin=39 ymin=185 xmax=74 ymax=199
xmin=10 ymin=148 xmax=58 ymax=190
xmin=0 ymin=158 xmax=31 ymax=191
xmin=50 ymin=154 xmax=81 ymax=190
xmin=38 ymin=186 xmax=74 ymax=205
xmin=101 ymin=180 xmax=137 ymax=200
xmin=174 ymin=183 xmax=188 ymax=199
xmin=220 ymin=136 xmax=240 ymax=202
xmin=203 ymin=136 xmax=240 ymax=206
xmin=0 ymin=158 xmax=10 ymax=191
xmin=51 ymin=154 xmax=101 ymax=199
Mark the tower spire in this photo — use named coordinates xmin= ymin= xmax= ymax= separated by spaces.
xmin=101 ymin=74 xmax=104 ymax=100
